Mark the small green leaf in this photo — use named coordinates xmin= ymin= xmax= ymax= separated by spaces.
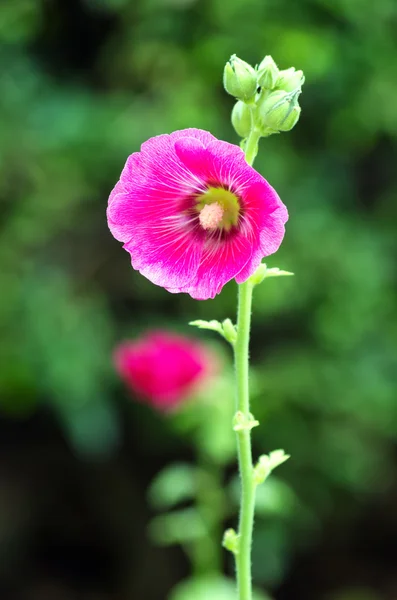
xmin=254 ymin=477 xmax=297 ymax=517
xmin=148 ymin=462 xmax=197 ymax=510
xmin=268 ymin=449 xmax=291 ymax=469
xmin=222 ymin=528 xmax=239 ymax=554
xmin=253 ymin=449 xmax=290 ymax=485
xmin=265 ymin=267 xmax=294 ymax=278
xmin=249 ymin=263 xmax=294 ymax=286
xmin=189 ymin=318 xmax=236 ymax=345
xmin=189 ymin=319 xmax=224 ymax=335
xmin=169 ymin=576 xmax=273 ymax=600
xmin=233 ymin=410 xmax=260 ymax=432
xmin=222 ymin=318 xmax=237 ymax=344
xmin=148 ymin=508 xmax=207 ymax=546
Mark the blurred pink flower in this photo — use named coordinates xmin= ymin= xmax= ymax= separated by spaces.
xmin=114 ymin=331 xmax=215 ymax=411
xmin=107 ymin=128 xmax=287 ymax=300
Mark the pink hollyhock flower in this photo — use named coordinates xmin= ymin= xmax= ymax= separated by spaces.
xmin=107 ymin=128 xmax=287 ymax=300
xmin=114 ymin=331 xmax=214 ymax=411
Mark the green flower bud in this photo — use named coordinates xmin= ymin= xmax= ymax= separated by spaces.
xmin=223 ymin=54 xmax=257 ymax=102
xmin=276 ymin=67 xmax=305 ymax=92
xmin=257 ymin=55 xmax=279 ymax=90
xmin=258 ymin=89 xmax=301 ymax=133
xmin=231 ymin=100 xmax=252 ymax=138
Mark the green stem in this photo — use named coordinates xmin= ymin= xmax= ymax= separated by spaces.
xmin=233 ymin=124 xmax=261 ymax=600
xmin=234 ymin=281 xmax=255 ymax=600
xmin=244 ymin=114 xmax=261 ymax=166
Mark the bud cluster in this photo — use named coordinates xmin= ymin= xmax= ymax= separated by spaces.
xmin=223 ymin=54 xmax=304 ymax=140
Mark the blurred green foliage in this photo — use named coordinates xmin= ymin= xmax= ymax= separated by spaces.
xmin=1 ymin=0 xmax=397 ymax=597
xmin=169 ymin=575 xmax=272 ymax=600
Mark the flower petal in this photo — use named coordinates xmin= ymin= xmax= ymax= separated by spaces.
xmin=107 ymin=187 xmax=137 ymax=242
xmin=123 ymin=223 xmax=203 ymax=290
xmin=107 ymin=128 xmax=288 ymax=300
xmin=174 ymin=232 xmax=253 ymax=300
xmin=169 ymin=128 xmax=217 ymax=146
xmin=118 ymin=152 xmax=144 ymax=187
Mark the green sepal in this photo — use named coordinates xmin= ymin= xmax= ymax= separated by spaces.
xmin=233 ymin=410 xmax=259 ymax=432
xmin=148 ymin=507 xmax=207 ymax=546
xmin=248 ymin=263 xmax=294 ymax=286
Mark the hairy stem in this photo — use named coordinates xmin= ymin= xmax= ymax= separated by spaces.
xmin=233 ymin=124 xmax=261 ymax=600
xmin=234 ymin=280 xmax=255 ymax=600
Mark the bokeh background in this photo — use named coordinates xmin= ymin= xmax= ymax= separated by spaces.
xmin=1 ymin=0 xmax=397 ymax=598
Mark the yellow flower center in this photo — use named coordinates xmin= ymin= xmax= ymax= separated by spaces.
xmin=196 ymin=187 xmax=240 ymax=231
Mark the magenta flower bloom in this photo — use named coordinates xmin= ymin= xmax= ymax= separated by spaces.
xmin=114 ymin=331 xmax=214 ymax=411
xmin=107 ymin=129 xmax=287 ymax=300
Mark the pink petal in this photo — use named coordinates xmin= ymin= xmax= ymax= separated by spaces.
xmin=119 ymin=152 xmax=144 ymax=187
xmin=107 ymin=188 xmax=136 ymax=242
xmin=175 ymin=232 xmax=253 ymax=300
xmin=123 ymin=224 xmax=203 ymax=290
xmin=169 ymin=128 xmax=217 ymax=146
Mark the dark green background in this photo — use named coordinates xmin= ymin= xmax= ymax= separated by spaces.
xmin=1 ymin=0 xmax=397 ymax=598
